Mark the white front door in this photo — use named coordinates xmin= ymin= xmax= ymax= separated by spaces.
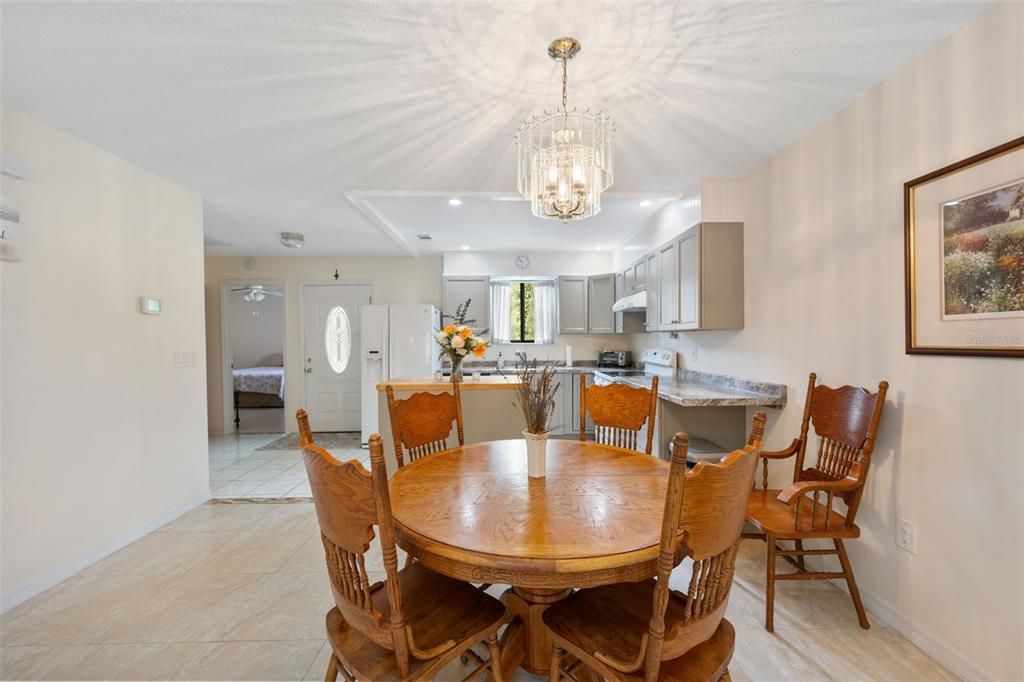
xmin=301 ymin=283 xmax=372 ymax=431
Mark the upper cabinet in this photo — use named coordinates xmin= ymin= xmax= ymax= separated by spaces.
xmin=621 ymin=257 xmax=646 ymax=294
xmin=645 ymin=250 xmax=659 ymax=332
xmin=656 ymin=240 xmax=677 ymax=329
xmin=649 ymin=222 xmax=744 ymax=331
xmin=442 ymin=277 xmax=489 ymax=331
xmin=558 ymin=276 xmax=588 ymax=334
xmin=587 ymin=273 xmax=615 ymax=334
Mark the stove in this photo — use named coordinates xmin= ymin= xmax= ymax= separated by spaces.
xmin=593 ymin=348 xmax=676 ymax=386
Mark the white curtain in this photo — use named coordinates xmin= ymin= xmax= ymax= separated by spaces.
xmin=490 ymin=280 xmax=513 ymax=344
xmin=533 ymin=280 xmax=557 ymax=345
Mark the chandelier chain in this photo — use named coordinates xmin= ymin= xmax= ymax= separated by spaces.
xmin=561 ymin=56 xmax=568 ymax=109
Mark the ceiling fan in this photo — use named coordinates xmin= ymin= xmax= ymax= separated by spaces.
xmin=230 ymin=284 xmax=282 ymax=302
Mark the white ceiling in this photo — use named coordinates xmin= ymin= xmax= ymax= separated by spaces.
xmin=1 ymin=1 xmax=992 ymax=256
xmin=347 ymin=193 xmax=677 ymax=255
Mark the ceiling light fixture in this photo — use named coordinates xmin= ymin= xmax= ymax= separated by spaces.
xmin=639 ymin=200 xmax=652 ymax=207
xmin=448 ymin=198 xmax=462 ymax=206
xmin=515 ymin=37 xmax=614 ymax=223
xmin=461 ymin=245 xmax=471 ymax=250
xmin=280 ymin=231 xmax=304 ymax=249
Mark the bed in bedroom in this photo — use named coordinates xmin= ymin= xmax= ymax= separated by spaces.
xmin=232 ymin=361 xmax=285 ymax=429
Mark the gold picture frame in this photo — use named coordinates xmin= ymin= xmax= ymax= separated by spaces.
xmin=904 ymin=137 xmax=1024 ymax=358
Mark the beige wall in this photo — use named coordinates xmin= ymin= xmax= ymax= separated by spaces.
xmin=203 ymin=256 xmax=445 ymax=435
xmin=632 ymin=4 xmax=1024 ymax=678
xmin=1 ymin=107 xmax=209 ymax=608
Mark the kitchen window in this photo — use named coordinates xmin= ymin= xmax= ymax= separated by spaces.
xmin=490 ymin=278 xmax=556 ymax=344
xmin=510 ymin=282 xmax=535 ymax=343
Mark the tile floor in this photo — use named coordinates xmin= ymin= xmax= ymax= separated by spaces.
xmin=0 ymin=501 xmax=955 ymax=681
xmin=208 ymin=434 xmax=367 ymax=500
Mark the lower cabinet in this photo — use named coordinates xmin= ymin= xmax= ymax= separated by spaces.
xmin=549 ymin=374 xmax=569 ymax=435
xmin=569 ymin=373 xmax=595 ymax=434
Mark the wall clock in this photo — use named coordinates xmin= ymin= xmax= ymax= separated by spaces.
xmin=515 ymin=254 xmax=531 ymax=271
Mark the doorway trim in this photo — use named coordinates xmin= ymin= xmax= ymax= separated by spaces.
xmin=297 ymin=280 xmax=374 ymax=432
xmin=218 ymin=279 xmax=287 ymax=436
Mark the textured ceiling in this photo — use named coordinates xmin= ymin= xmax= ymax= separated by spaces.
xmin=1 ymin=1 xmax=992 ymax=255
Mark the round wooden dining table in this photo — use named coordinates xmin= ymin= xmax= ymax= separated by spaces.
xmin=389 ymin=438 xmax=670 ymax=677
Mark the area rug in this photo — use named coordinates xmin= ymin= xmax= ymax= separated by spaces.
xmin=256 ymin=431 xmax=361 ymax=451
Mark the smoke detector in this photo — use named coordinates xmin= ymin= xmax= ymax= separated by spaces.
xmin=280 ymin=231 xmax=305 ymax=249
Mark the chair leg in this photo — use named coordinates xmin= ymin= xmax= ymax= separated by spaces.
xmin=549 ymin=645 xmax=565 ymax=682
xmin=765 ymin=534 xmax=776 ymax=632
xmin=834 ymin=538 xmax=870 ymax=629
xmin=486 ymin=634 xmax=504 ymax=682
xmin=794 ymin=539 xmax=806 ymax=571
xmin=325 ymin=654 xmax=339 ymax=682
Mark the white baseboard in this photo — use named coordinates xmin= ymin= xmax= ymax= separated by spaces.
xmin=0 ymin=490 xmax=211 ymax=614
xmin=836 ymin=583 xmax=994 ymax=681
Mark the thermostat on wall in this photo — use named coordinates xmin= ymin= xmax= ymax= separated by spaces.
xmin=138 ymin=297 xmax=162 ymax=315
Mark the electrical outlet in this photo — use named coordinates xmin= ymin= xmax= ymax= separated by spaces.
xmin=896 ymin=518 xmax=916 ymax=553
xmin=686 ymin=344 xmax=699 ymax=364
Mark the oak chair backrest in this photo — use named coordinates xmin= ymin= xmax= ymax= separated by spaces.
xmin=637 ymin=412 xmax=765 ymax=682
xmin=296 ymin=409 xmax=314 ymax=447
xmin=579 ymin=375 xmax=659 ymax=455
xmin=385 ymin=383 xmax=464 ymax=468
xmin=300 ymin=418 xmax=413 ymax=676
xmin=793 ymin=373 xmax=888 ymax=523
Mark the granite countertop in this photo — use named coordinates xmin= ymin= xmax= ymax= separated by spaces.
xmin=597 ymin=369 xmax=787 ymax=408
xmin=442 ymin=360 xmax=640 ymax=376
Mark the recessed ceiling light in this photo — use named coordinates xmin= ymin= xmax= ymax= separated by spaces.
xmin=639 ymin=200 xmax=652 ymax=207
xmin=461 ymin=245 xmax=470 ymax=250
xmin=448 ymin=198 xmax=462 ymax=206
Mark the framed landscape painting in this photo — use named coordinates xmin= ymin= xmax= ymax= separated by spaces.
xmin=905 ymin=137 xmax=1024 ymax=357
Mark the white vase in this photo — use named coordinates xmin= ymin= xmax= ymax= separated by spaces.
xmin=523 ymin=429 xmax=549 ymax=478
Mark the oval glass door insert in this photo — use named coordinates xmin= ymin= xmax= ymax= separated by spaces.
xmin=324 ymin=306 xmax=351 ymax=374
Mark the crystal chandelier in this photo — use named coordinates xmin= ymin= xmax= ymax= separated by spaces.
xmin=515 ymin=37 xmax=614 ymax=222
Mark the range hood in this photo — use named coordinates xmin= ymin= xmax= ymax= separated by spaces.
xmin=612 ymin=290 xmax=647 ymax=312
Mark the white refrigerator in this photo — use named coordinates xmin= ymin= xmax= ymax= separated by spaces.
xmin=360 ymin=304 xmax=441 ymax=446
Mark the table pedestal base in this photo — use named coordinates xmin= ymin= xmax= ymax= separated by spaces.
xmin=498 ymin=586 xmax=571 ymax=676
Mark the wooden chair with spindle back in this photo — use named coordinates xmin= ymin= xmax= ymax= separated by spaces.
xmin=545 ymin=412 xmax=766 ymax=682
xmin=744 ymin=372 xmax=889 ymax=632
xmin=385 ymin=383 xmax=464 ymax=469
xmin=300 ymin=421 xmax=509 ymax=681
xmin=296 ymin=408 xmax=314 ymax=447
xmin=579 ymin=374 xmax=660 ymax=454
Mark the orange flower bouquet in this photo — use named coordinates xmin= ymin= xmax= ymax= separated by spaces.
xmin=435 ymin=299 xmax=488 ymax=382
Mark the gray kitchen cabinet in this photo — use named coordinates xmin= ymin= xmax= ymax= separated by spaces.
xmin=587 ymin=273 xmax=615 ymax=333
xmin=645 ymin=251 xmax=659 ymax=331
xmin=558 ymin=276 xmax=588 ymax=334
xmin=657 ymin=240 xmax=677 ymax=329
xmin=677 ymin=228 xmax=700 ymax=327
xmin=614 ymin=271 xmax=625 ymax=333
xmin=549 ymin=374 xmax=569 ymax=435
xmin=661 ymin=222 xmax=744 ymax=331
xmin=442 ymin=276 xmax=489 ymax=332
xmin=633 ymin=257 xmax=647 ymax=292
xmin=623 ymin=265 xmax=634 ymax=293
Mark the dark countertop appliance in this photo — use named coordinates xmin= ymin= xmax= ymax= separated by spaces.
xmin=597 ymin=350 xmax=632 ymax=368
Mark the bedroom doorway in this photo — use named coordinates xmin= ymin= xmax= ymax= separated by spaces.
xmin=222 ymin=281 xmax=286 ymax=434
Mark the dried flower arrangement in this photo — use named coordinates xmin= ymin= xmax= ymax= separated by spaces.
xmin=511 ymin=359 xmax=560 ymax=435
